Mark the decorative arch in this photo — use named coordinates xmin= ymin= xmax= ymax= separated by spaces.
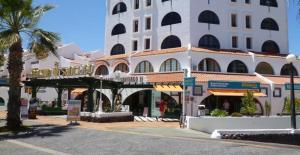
xmin=260 ymin=0 xmax=278 ymax=7
xmin=95 ymin=65 xmax=109 ymax=76
xmin=261 ymin=18 xmax=279 ymax=31
xmin=112 ymin=2 xmax=127 ymax=15
xmin=111 ymin=44 xmax=125 ymax=55
xmin=198 ymin=58 xmax=221 ymax=72
xmin=198 ymin=10 xmax=220 ymax=24
xmin=161 ymin=12 xmax=182 ymax=26
xmin=114 ymin=63 xmax=129 ymax=73
xmin=261 ymin=40 xmax=280 ymax=53
xmin=255 ymin=62 xmax=274 ymax=75
xmin=227 ymin=60 xmax=249 ymax=73
xmin=161 ymin=35 xmax=181 ymax=49
xmin=280 ymin=64 xmax=299 ymax=76
xmin=111 ymin=23 xmax=126 ymax=36
xmin=134 ymin=61 xmax=154 ymax=73
xmin=159 ymin=58 xmax=181 ymax=72
xmin=198 ymin=34 xmax=220 ymax=49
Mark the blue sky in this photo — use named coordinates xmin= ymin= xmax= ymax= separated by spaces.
xmin=35 ymin=0 xmax=300 ymax=55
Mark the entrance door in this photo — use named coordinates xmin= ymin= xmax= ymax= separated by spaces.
xmin=123 ymin=90 xmax=152 ymax=116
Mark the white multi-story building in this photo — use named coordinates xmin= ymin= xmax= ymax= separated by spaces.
xmin=96 ymin=0 xmax=299 ymax=117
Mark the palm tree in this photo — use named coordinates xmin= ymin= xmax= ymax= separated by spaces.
xmin=0 ymin=0 xmax=60 ymax=130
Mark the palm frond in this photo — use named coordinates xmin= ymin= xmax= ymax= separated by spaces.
xmin=23 ymin=4 xmax=55 ymax=29
xmin=29 ymin=29 xmax=60 ymax=56
xmin=0 ymin=29 xmax=19 ymax=49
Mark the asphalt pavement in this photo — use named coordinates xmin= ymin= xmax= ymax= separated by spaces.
xmin=1 ymin=123 xmax=300 ymax=155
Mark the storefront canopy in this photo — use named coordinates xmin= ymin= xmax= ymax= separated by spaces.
xmin=154 ymin=85 xmax=183 ymax=92
xmin=209 ymin=89 xmax=266 ymax=97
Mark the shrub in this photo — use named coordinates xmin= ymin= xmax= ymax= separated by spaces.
xmin=240 ymin=91 xmax=256 ymax=115
xmin=211 ymin=109 xmax=228 ymax=117
xmin=283 ymin=97 xmax=300 ymax=113
xmin=231 ymin=112 xmax=243 ymax=117
xmin=264 ymin=101 xmax=271 ymax=116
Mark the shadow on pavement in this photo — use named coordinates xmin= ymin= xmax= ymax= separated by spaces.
xmin=0 ymin=124 xmax=74 ymax=141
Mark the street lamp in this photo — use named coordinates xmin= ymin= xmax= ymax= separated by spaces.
xmin=286 ymin=54 xmax=297 ymax=129
xmin=98 ymin=75 xmax=103 ymax=113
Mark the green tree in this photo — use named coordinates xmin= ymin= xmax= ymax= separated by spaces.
xmin=240 ymin=91 xmax=256 ymax=115
xmin=0 ymin=0 xmax=60 ymax=130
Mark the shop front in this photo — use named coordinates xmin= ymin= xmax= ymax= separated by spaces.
xmin=200 ymin=81 xmax=266 ymax=115
xmin=123 ymin=86 xmax=182 ymax=118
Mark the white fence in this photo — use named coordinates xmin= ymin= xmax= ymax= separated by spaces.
xmin=187 ymin=116 xmax=300 ymax=133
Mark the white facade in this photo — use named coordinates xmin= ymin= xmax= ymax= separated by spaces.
xmin=105 ymin=0 xmax=288 ymax=55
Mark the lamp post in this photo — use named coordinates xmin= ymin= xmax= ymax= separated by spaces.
xmin=286 ymin=54 xmax=297 ymax=129
xmin=98 ymin=75 xmax=103 ymax=113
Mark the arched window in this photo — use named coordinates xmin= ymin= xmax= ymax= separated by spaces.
xmin=111 ymin=24 xmax=126 ymax=36
xmin=160 ymin=58 xmax=181 ymax=72
xmin=227 ymin=60 xmax=249 ymax=73
xmin=260 ymin=0 xmax=278 ymax=7
xmin=280 ymin=64 xmax=299 ymax=76
xmin=198 ymin=35 xmax=220 ymax=49
xmin=162 ymin=0 xmax=170 ymax=2
xmin=114 ymin=63 xmax=129 ymax=73
xmin=161 ymin=12 xmax=182 ymax=26
xmin=134 ymin=61 xmax=154 ymax=73
xmin=198 ymin=58 xmax=221 ymax=72
xmin=95 ymin=65 xmax=109 ymax=75
xmin=255 ymin=62 xmax=274 ymax=75
xmin=261 ymin=18 xmax=279 ymax=31
xmin=262 ymin=40 xmax=280 ymax=53
xmin=198 ymin=10 xmax=220 ymax=24
xmin=161 ymin=35 xmax=181 ymax=49
xmin=111 ymin=44 xmax=125 ymax=55
xmin=112 ymin=2 xmax=127 ymax=15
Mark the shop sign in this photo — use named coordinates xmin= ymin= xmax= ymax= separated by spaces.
xmin=67 ymin=100 xmax=81 ymax=122
xmin=20 ymin=98 xmax=28 ymax=120
xmin=285 ymin=83 xmax=300 ymax=90
xmin=31 ymin=63 xmax=94 ymax=78
xmin=208 ymin=81 xmax=260 ymax=90
xmin=184 ymin=77 xmax=196 ymax=87
xmin=103 ymin=71 xmax=147 ymax=84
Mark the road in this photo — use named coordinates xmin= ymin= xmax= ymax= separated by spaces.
xmin=0 ymin=122 xmax=300 ymax=155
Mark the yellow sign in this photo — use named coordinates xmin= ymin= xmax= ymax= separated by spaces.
xmin=31 ymin=63 xmax=94 ymax=78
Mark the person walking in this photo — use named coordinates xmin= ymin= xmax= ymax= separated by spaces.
xmin=159 ymin=100 xmax=166 ymax=121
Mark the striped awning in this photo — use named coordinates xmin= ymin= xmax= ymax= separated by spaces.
xmin=154 ymin=85 xmax=183 ymax=92
xmin=209 ymin=89 xmax=266 ymax=97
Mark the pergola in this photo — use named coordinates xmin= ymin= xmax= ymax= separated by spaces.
xmin=23 ymin=77 xmax=153 ymax=112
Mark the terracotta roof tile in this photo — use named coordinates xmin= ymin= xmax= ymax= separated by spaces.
xmin=132 ymin=72 xmax=184 ymax=83
xmin=264 ymin=76 xmax=300 ymax=85
xmin=132 ymin=72 xmax=271 ymax=84
xmin=191 ymin=72 xmax=268 ymax=84
xmin=133 ymin=47 xmax=187 ymax=57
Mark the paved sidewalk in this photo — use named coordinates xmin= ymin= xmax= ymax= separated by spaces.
xmin=30 ymin=115 xmax=180 ymax=130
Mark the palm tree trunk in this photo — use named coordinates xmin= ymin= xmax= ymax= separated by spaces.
xmin=6 ymin=41 xmax=23 ymax=130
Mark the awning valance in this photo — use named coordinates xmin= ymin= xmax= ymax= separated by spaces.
xmin=209 ymin=90 xmax=266 ymax=97
xmin=154 ymin=85 xmax=183 ymax=92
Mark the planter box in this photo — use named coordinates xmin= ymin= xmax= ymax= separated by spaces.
xmin=80 ymin=112 xmax=134 ymax=123
xmin=187 ymin=116 xmax=300 ymax=134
